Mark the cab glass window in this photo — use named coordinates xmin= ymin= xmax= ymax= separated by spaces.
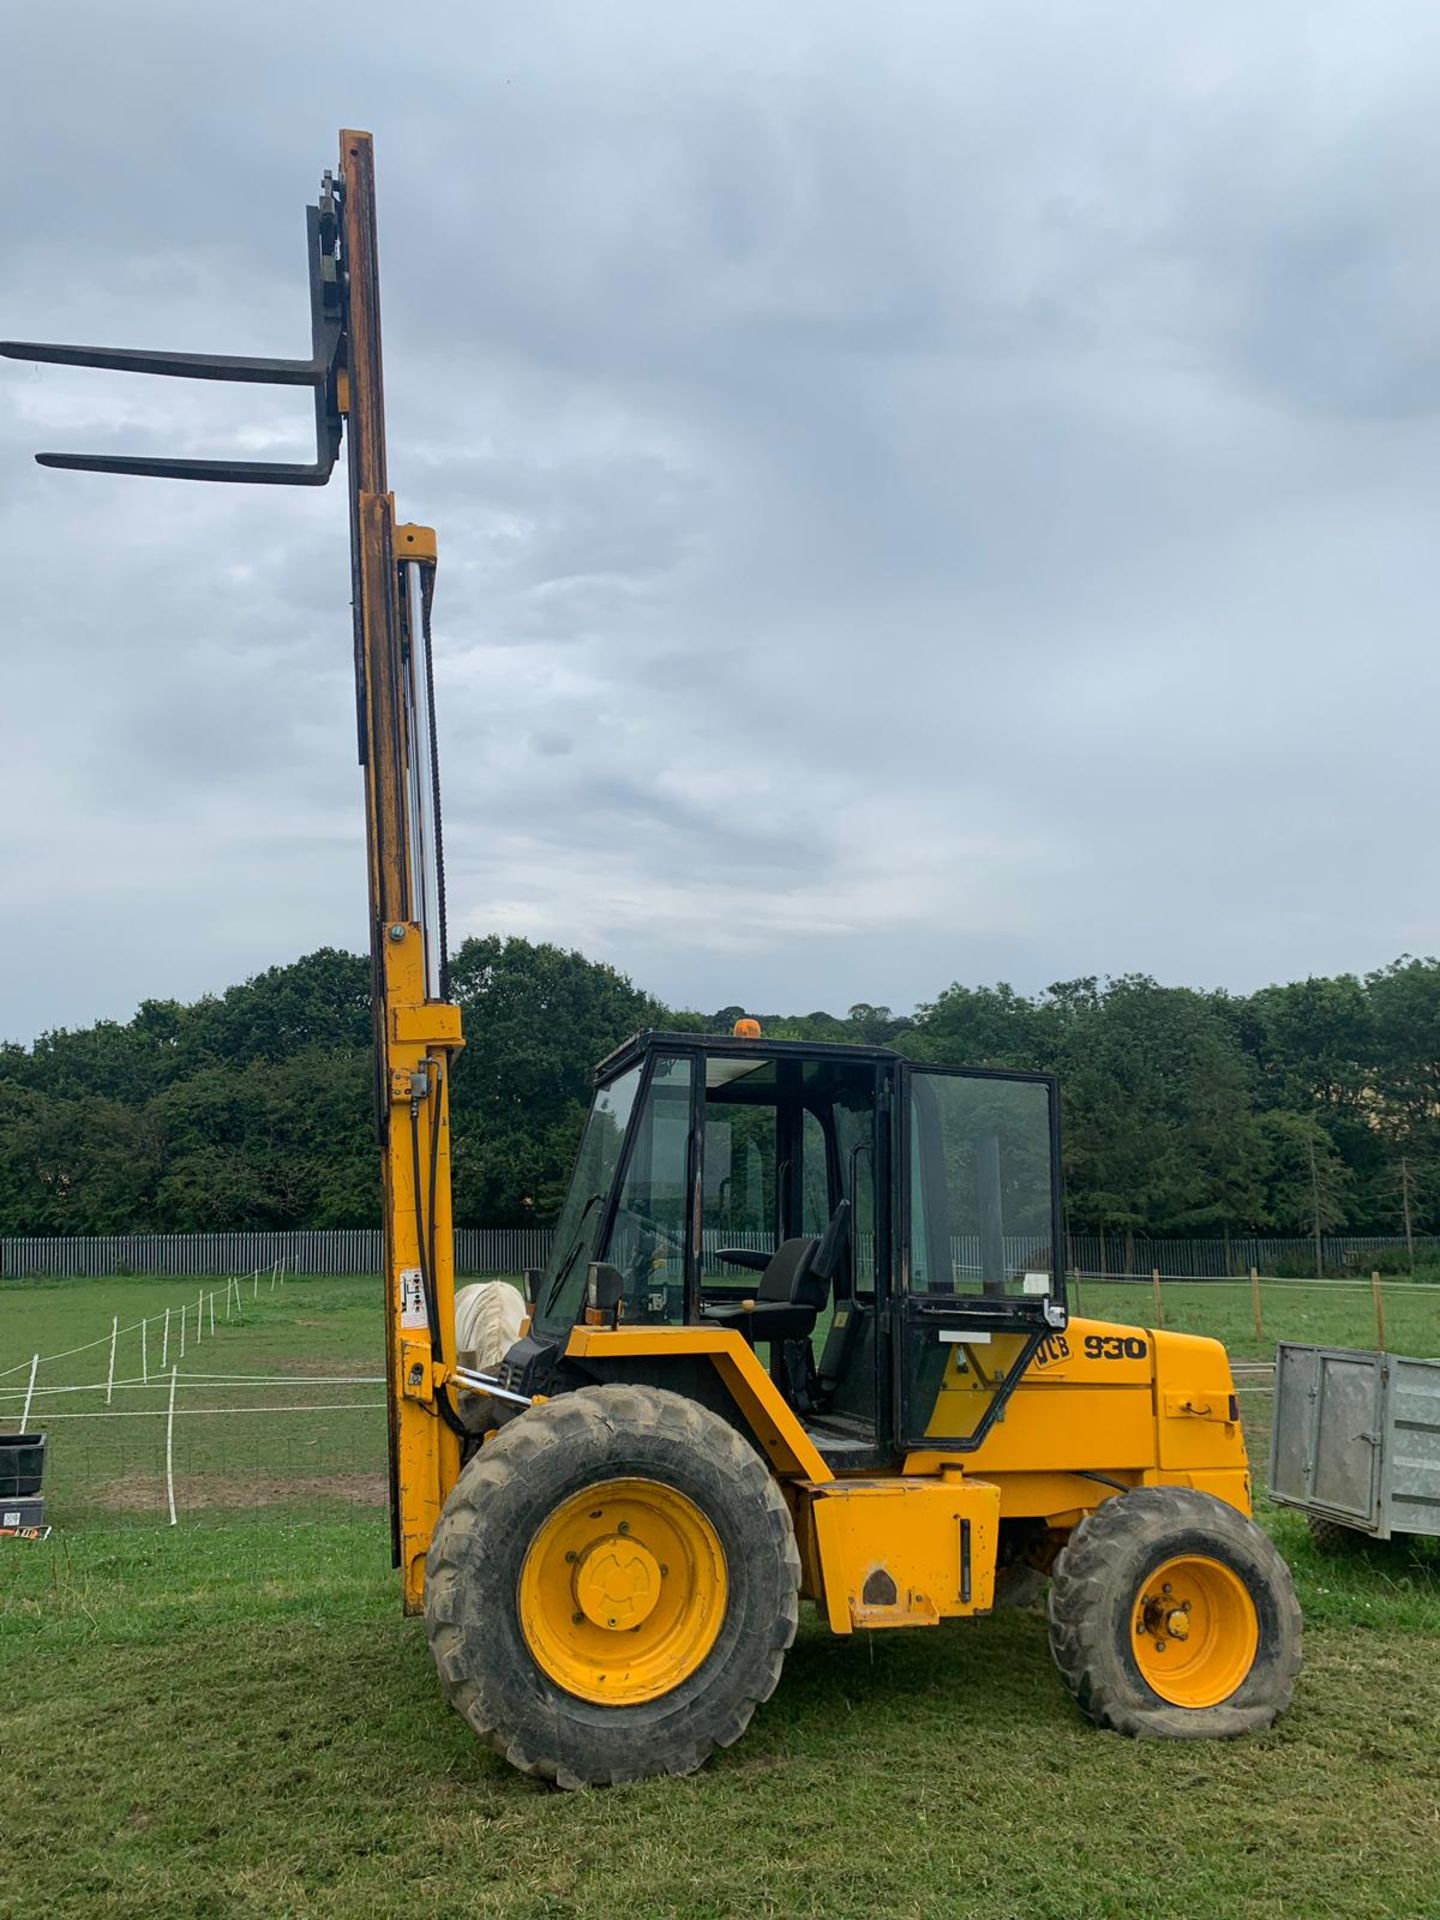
xmin=534 ymin=1064 xmax=642 ymax=1332
xmin=701 ymin=1101 xmax=776 ymax=1281
xmin=907 ymin=1072 xmax=1055 ymax=1300
xmin=799 ymin=1110 xmax=830 ymax=1236
xmin=606 ymin=1055 xmax=693 ymax=1321
xmin=831 ymin=1090 xmax=877 ymax=1297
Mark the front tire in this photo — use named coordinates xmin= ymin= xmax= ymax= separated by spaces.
xmin=1047 ymin=1487 xmax=1302 ymax=1739
xmin=424 ymin=1385 xmax=800 ymax=1787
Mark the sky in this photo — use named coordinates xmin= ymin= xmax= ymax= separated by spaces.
xmin=4 ymin=2 xmax=1440 ymax=1043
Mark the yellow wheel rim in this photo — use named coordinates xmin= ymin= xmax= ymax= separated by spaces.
xmin=1132 ymin=1553 xmax=1260 ymax=1708
xmin=518 ymin=1477 xmax=728 ymax=1706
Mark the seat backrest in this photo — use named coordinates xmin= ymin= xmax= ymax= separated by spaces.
xmin=757 ymin=1236 xmax=819 ymax=1304
xmin=758 ymin=1200 xmax=851 ymax=1314
xmin=810 ymin=1199 xmax=851 ymax=1287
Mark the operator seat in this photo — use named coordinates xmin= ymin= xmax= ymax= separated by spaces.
xmin=704 ymin=1200 xmax=851 ymax=1349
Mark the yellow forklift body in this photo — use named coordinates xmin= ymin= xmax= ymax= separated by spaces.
xmin=564 ymin=1315 xmax=1250 ymax=1633
xmin=382 ymin=923 xmax=463 ymax=1613
xmin=911 ymin=1321 xmax=1250 ymax=1494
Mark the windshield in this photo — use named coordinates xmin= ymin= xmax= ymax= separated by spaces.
xmin=533 ymin=1065 xmax=642 ymax=1333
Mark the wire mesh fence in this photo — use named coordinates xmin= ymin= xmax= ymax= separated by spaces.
xmin=1071 ymin=1269 xmax=1440 ymax=1360
xmin=17 ymin=1395 xmax=388 ymax=1530
xmin=0 ymin=1262 xmax=393 ymax=1532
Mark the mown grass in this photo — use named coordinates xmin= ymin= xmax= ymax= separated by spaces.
xmin=1078 ymin=1276 xmax=1438 ymax=1367
xmin=1 ymin=1273 xmax=501 ymax=1527
xmin=1 ymin=1269 xmax=387 ymax=1383
xmin=0 ymin=1274 xmax=390 ymax=1527
xmin=1 ymin=1515 xmax=1437 ymax=1920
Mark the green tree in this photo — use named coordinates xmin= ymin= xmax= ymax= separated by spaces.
xmin=185 ymin=947 xmax=371 ymax=1067
xmin=1250 ymin=1108 xmax=1351 ymax=1238
xmin=1049 ymin=976 xmax=1263 ymax=1236
xmin=447 ymin=935 xmax=666 ymax=1225
xmin=908 ymin=980 xmax=1054 ymax=1068
xmin=0 ymin=1083 xmax=160 ymax=1232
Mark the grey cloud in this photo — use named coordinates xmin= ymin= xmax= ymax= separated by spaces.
xmin=4 ymin=0 xmax=1440 ymax=1042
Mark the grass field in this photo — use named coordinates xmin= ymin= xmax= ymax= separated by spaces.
xmin=0 ymin=1272 xmax=395 ymax=1527
xmin=1078 ymin=1274 xmax=1438 ymax=1368
xmin=2 ymin=1271 xmax=1438 ymax=1918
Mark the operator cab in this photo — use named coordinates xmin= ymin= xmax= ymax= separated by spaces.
xmin=527 ymin=1028 xmax=1067 ymax=1470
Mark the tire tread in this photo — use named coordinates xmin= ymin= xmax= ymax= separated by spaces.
xmin=425 ymin=1384 xmax=800 ymax=1787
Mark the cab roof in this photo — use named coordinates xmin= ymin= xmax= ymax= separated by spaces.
xmin=591 ymin=1026 xmax=903 ymax=1086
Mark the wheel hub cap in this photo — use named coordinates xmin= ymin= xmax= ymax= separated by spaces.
xmin=574 ymin=1535 xmax=663 ymax=1631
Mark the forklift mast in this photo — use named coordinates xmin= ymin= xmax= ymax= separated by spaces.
xmin=1 ymin=133 xmax=460 ymax=1610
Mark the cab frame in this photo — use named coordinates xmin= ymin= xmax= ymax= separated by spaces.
xmin=527 ymin=1030 xmax=1068 ymax=1469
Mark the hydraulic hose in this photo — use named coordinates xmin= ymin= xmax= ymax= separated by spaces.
xmin=408 ymin=1073 xmax=469 ymax=1439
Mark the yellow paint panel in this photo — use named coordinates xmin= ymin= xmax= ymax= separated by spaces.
xmin=392 ymin=1002 xmax=463 ymax=1045
xmin=565 ymin=1326 xmax=832 ymax=1482
xmin=394 ymin=521 xmax=437 ymax=562
xmin=922 ymin=1332 xmax=1033 ymax=1441
xmin=962 ymin=1383 xmax=1158 ymax=1472
xmin=909 ymin=1319 xmax=1250 ymax=1492
xmin=805 ymin=1477 xmax=1000 ymax=1632
xmin=1151 ymin=1330 xmax=1250 ymax=1475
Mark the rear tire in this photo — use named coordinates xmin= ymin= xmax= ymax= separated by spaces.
xmin=1047 ymin=1487 xmax=1301 ymax=1739
xmin=424 ymin=1385 xmax=800 ymax=1788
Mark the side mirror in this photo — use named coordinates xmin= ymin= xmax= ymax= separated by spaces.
xmin=585 ymin=1262 xmax=625 ymax=1326
xmin=522 ymin=1266 xmax=541 ymax=1309
xmin=811 ymin=1198 xmax=852 ymax=1282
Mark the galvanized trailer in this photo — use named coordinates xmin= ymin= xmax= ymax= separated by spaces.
xmin=1270 ymin=1343 xmax=1440 ymax=1543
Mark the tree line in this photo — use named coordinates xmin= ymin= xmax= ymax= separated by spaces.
xmin=2 ymin=938 xmax=1437 ymax=1246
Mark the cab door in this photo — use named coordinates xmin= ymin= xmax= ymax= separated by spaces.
xmin=895 ymin=1065 xmax=1066 ymax=1451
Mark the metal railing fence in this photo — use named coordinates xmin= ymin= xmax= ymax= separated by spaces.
xmin=5 ymin=1227 xmax=1440 ymax=1282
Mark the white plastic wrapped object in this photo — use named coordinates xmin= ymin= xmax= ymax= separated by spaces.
xmin=451 ymin=1280 xmax=527 ymax=1434
xmin=453 ymin=1280 xmax=526 ymax=1374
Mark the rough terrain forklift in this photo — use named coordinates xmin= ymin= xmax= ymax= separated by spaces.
xmin=2 ymin=133 xmax=1300 ymax=1789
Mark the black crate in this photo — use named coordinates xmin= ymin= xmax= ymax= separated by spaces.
xmin=0 ymin=1495 xmax=45 ymax=1529
xmin=0 ymin=1433 xmax=45 ymax=1498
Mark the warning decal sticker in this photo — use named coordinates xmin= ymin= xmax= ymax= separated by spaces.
xmin=399 ymin=1267 xmax=429 ymax=1330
